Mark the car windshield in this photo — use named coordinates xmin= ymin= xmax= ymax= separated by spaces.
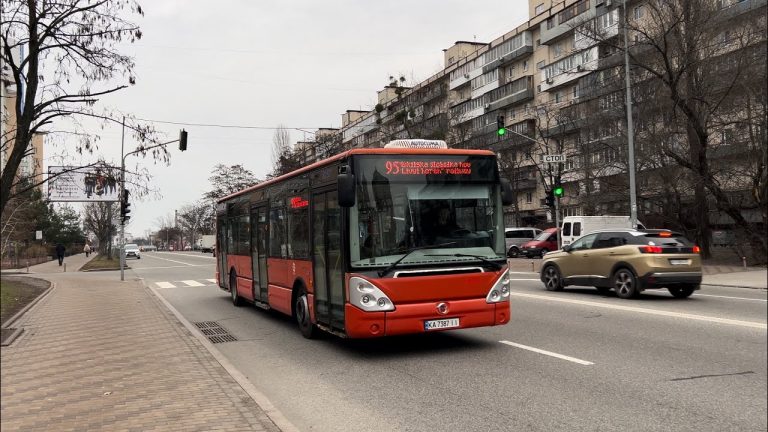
xmin=350 ymin=156 xmax=505 ymax=268
xmin=125 ymin=244 xmax=139 ymax=249
xmin=533 ymin=231 xmax=551 ymax=241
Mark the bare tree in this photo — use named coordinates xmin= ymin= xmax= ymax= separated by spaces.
xmin=270 ymin=125 xmax=297 ymax=176
xmin=83 ymin=202 xmax=116 ymax=258
xmin=177 ymin=201 xmax=214 ymax=248
xmin=203 ymin=164 xmax=258 ymax=202
xmin=0 ymin=0 xmax=161 ymax=217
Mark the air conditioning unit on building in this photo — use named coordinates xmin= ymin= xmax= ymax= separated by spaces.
xmin=576 ymin=65 xmax=583 ymax=72
xmin=463 ymin=73 xmax=470 ymax=79
xmin=484 ymin=103 xmax=492 ymax=110
xmin=545 ymin=77 xmax=553 ymax=84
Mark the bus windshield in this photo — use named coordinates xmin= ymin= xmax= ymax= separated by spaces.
xmin=350 ymin=155 xmax=506 ymax=269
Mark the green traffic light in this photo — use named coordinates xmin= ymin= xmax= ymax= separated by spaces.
xmin=553 ymin=186 xmax=564 ymax=197
xmin=497 ymin=128 xmax=506 ymax=136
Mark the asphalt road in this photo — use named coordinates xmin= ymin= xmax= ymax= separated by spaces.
xmin=129 ymin=252 xmax=767 ymax=432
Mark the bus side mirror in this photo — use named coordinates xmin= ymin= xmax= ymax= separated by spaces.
xmin=338 ymin=172 xmax=355 ymax=207
xmin=500 ymin=178 xmax=514 ymax=206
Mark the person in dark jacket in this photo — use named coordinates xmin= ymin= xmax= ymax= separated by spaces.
xmin=55 ymin=243 xmax=66 ymax=266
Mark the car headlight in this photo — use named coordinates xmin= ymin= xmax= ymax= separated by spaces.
xmin=486 ymin=269 xmax=511 ymax=303
xmin=349 ymin=277 xmax=395 ymax=312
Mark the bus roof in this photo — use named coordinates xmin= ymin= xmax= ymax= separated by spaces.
xmin=218 ymin=147 xmax=496 ymax=203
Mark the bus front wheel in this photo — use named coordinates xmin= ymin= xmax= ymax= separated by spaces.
xmin=295 ymin=287 xmax=317 ymax=339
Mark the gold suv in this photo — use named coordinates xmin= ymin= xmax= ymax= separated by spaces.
xmin=540 ymin=229 xmax=702 ymax=299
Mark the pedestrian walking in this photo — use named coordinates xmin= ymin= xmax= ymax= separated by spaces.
xmin=84 ymin=243 xmax=91 ymax=257
xmin=55 ymin=243 xmax=66 ymax=266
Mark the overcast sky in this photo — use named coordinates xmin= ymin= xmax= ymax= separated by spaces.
xmin=44 ymin=0 xmax=530 ymax=238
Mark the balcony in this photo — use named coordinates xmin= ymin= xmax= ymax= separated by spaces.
xmin=486 ymin=77 xmax=534 ymax=112
xmin=449 ymin=67 xmax=483 ymax=90
xmin=540 ymin=8 xmax=597 ymax=45
xmin=512 ymin=178 xmax=538 ymax=190
xmin=720 ymin=0 xmax=767 ymax=20
xmin=540 ymin=47 xmax=598 ymax=92
xmin=481 ymin=45 xmax=534 ymax=74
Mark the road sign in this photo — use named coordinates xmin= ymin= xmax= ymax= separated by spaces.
xmin=541 ymin=154 xmax=566 ymax=163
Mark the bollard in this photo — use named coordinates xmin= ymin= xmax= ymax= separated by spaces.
xmin=531 ymin=261 xmax=534 ymax=272
xmin=742 ymin=256 xmax=747 ymax=269
xmin=63 ymin=263 xmax=67 ymax=272
xmin=26 ymin=260 xmax=29 ymax=273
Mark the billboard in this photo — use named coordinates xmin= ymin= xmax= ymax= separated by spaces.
xmin=48 ymin=166 xmax=120 ymax=202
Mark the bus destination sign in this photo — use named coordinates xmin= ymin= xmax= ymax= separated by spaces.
xmin=384 ymin=160 xmax=472 ymax=176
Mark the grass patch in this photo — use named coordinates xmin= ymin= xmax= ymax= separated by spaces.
xmin=80 ymin=255 xmax=126 ymax=272
xmin=1 ymin=277 xmax=49 ymax=326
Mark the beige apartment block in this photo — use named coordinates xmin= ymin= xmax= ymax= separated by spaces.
xmin=332 ymin=0 xmax=765 ymax=228
xmin=1 ymin=80 xmax=45 ymax=193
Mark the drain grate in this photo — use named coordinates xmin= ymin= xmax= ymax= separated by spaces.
xmin=192 ymin=321 xmax=237 ymax=344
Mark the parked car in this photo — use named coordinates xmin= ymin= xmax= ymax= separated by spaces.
xmin=521 ymin=228 xmax=559 ymax=258
xmin=124 ymin=243 xmax=141 ymax=259
xmin=505 ymin=227 xmax=542 ymax=258
xmin=540 ymin=229 xmax=702 ymax=299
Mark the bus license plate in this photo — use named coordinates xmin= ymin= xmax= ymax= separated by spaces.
xmin=669 ymin=259 xmax=690 ymax=265
xmin=424 ymin=318 xmax=460 ymax=331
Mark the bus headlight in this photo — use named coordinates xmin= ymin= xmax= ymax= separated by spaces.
xmin=349 ymin=277 xmax=395 ymax=312
xmin=486 ymin=269 xmax=511 ymax=303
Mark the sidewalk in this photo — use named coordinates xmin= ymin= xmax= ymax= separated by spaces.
xmin=1 ymin=253 xmax=283 ymax=432
xmin=702 ymin=270 xmax=768 ymax=289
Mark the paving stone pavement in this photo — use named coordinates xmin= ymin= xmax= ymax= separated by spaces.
xmin=0 ymin=269 xmax=282 ymax=432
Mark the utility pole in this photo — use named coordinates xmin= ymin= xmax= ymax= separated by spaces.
xmin=623 ymin=0 xmax=639 ymax=228
xmin=119 ymin=117 xmax=126 ymax=281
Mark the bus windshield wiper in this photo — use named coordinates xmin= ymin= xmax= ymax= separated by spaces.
xmin=423 ymin=253 xmax=503 ymax=270
xmin=378 ymin=242 xmax=456 ymax=277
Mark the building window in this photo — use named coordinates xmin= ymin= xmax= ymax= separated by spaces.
xmin=536 ymin=38 xmax=541 ymax=47
xmin=553 ymin=43 xmax=563 ymax=58
xmin=537 ymin=60 xmax=545 ymax=69
xmin=523 ymin=60 xmax=529 ymax=71
xmin=554 ymin=91 xmax=563 ymax=103
xmin=535 ymin=3 xmax=545 ymax=14
xmin=526 ymin=192 xmax=533 ymax=203
xmin=633 ymin=5 xmax=644 ymax=19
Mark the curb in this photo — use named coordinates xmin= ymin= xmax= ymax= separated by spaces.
xmin=142 ymin=279 xmax=300 ymax=432
xmin=1 ymin=281 xmax=55 ymax=329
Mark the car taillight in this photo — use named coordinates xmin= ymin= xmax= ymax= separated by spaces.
xmin=639 ymin=245 xmax=663 ymax=254
xmin=692 ymin=245 xmax=701 ymax=254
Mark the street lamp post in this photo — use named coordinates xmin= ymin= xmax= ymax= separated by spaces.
xmin=623 ymin=0 xmax=639 ymax=228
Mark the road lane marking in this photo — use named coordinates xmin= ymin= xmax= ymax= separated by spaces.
xmin=510 ymin=278 xmax=541 ymax=281
xmin=133 ymin=264 xmax=214 ymax=270
xmin=500 ymin=340 xmax=594 ymax=365
xmin=155 ymin=282 xmax=176 ymax=289
xmin=694 ymin=293 xmax=767 ymax=302
xmin=180 ymin=280 xmax=205 ymax=287
xmin=157 ymin=252 xmax=215 ymax=259
xmin=511 ymin=292 xmax=767 ymax=330
xmin=206 ymin=279 xmax=217 ymax=283
xmin=144 ymin=254 xmax=195 ymax=266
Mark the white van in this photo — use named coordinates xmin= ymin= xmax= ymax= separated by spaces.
xmin=560 ymin=216 xmax=645 ymax=246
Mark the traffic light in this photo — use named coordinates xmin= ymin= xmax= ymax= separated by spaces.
xmin=496 ymin=115 xmax=506 ymax=136
xmin=545 ymin=190 xmax=555 ymax=208
xmin=553 ymin=177 xmax=564 ymax=198
xmin=121 ymin=189 xmax=131 ymax=224
xmin=179 ymin=129 xmax=188 ymax=151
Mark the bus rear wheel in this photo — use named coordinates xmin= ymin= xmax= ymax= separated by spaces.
xmin=295 ymin=287 xmax=317 ymax=339
xmin=230 ymin=271 xmax=243 ymax=307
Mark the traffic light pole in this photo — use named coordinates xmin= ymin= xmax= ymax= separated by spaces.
xmin=119 ymin=133 xmax=187 ymax=281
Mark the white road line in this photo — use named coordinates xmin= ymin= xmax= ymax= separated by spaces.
xmin=500 ymin=340 xmax=594 ymax=365
xmin=511 ymin=292 xmax=767 ymax=330
xmin=206 ymin=279 xmax=217 ymax=283
xmin=694 ymin=293 xmax=768 ymax=302
xmin=155 ymin=282 xmax=176 ymax=289
xmin=510 ymin=278 xmax=541 ymax=281
xmin=180 ymin=280 xmax=205 ymax=287
xmin=132 ymin=264 xmax=214 ymax=270
xmin=144 ymin=254 xmax=195 ymax=266
xmin=157 ymin=252 xmax=215 ymax=259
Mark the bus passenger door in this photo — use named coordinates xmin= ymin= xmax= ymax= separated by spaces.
xmin=312 ymin=191 xmax=345 ymax=331
xmin=217 ymin=216 xmax=228 ymax=286
xmin=251 ymin=206 xmax=269 ymax=302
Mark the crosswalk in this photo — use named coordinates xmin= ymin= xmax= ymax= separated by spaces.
xmin=154 ymin=279 xmax=217 ymax=289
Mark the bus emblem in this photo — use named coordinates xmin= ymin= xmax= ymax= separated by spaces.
xmin=436 ymin=303 xmax=448 ymax=315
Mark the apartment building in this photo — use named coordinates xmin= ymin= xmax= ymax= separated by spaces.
xmin=332 ymin=0 xmax=766 ymax=228
xmin=1 ymin=40 xmax=45 ymax=193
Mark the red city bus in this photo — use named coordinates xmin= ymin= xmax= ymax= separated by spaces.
xmin=216 ymin=139 xmax=514 ymax=338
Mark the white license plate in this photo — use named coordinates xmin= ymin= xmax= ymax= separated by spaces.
xmin=669 ymin=259 xmax=690 ymax=265
xmin=424 ymin=318 xmax=460 ymax=331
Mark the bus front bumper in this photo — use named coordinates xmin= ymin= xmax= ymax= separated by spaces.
xmin=344 ymin=298 xmax=510 ymax=338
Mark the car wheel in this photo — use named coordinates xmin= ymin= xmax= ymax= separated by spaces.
xmin=294 ymin=287 xmax=316 ymax=339
xmin=508 ymin=247 xmax=519 ymax=258
xmin=668 ymin=285 xmax=697 ymax=299
xmin=230 ymin=271 xmax=243 ymax=307
xmin=614 ymin=268 xmax=639 ymax=299
xmin=539 ymin=248 xmax=549 ymax=258
xmin=542 ymin=265 xmax=563 ymax=291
